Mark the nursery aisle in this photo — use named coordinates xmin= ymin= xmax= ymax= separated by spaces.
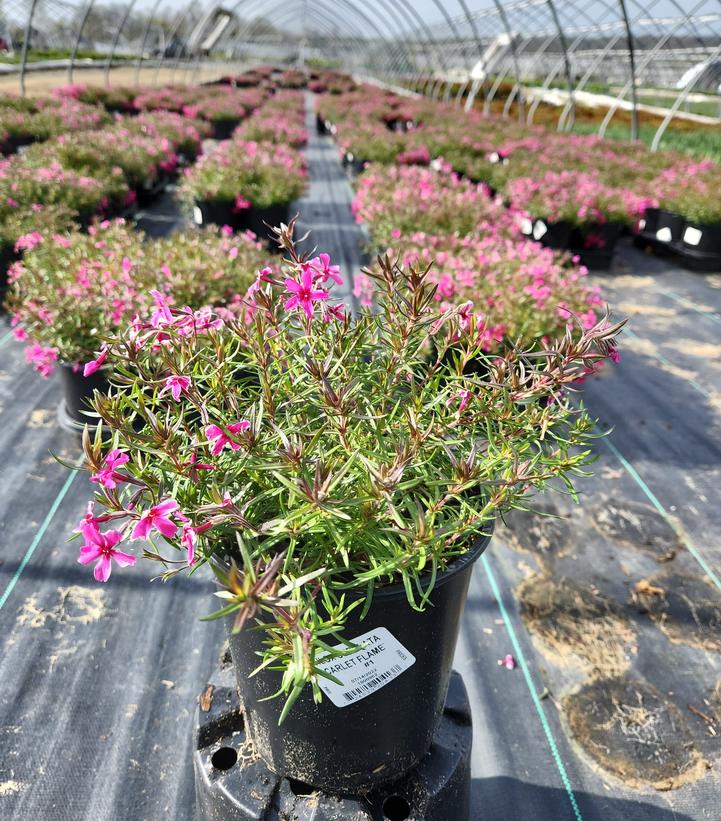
xmin=294 ymin=92 xmax=365 ymax=310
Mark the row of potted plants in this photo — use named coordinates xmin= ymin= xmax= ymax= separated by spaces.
xmin=179 ymin=90 xmax=308 ymax=240
xmin=4 ymin=218 xmax=274 ymax=424
xmin=321 ymin=85 xmax=721 ymax=269
xmin=351 ymin=163 xmax=604 ymax=349
xmin=0 ymin=96 xmax=112 ymax=155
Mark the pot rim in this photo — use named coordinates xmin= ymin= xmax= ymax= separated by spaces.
xmin=215 ymin=523 xmax=494 ymax=601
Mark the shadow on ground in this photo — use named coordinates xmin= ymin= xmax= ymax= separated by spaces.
xmin=471 ymin=776 xmax=694 ymax=821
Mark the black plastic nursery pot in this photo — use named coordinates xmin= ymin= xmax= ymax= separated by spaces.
xmin=529 ymin=218 xmax=573 ymax=251
xmin=570 ymin=221 xmax=624 ymax=270
xmin=226 ymin=528 xmax=493 ymax=795
xmin=58 ymin=364 xmax=109 ymax=428
xmin=681 ymin=220 xmax=721 ymax=256
xmin=642 ymin=207 xmax=685 ymax=245
xmin=342 ymin=152 xmax=366 ymax=177
xmin=211 ymin=118 xmax=242 ymax=141
xmin=193 ymin=199 xmax=290 ymax=246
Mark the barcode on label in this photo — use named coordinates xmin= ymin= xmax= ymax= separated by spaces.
xmin=341 ymin=665 xmax=403 ymax=702
xmin=317 ymin=627 xmax=415 ymax=708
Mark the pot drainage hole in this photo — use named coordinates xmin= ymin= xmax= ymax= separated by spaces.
xmin=383 ymin=795 xmax=411 ymax=820
xmin=211 ymin=746 xmax=238 ymax=771
xmin=288 ymin=778 xmax=316 ymax=797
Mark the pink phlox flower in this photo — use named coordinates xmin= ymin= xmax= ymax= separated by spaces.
xmin=14 ymin=232 xmax=43 ymax=252
xmin=446 ymin=389 xmax=472 ymax=413
xmin=205 ymin=421 xmax=251 ymax=455
xmin=284 ymin=267 xmax=328 ymax=319
xmin=83 ymin=347 xmax=108 ymax=377
xmin=498 ymin=654 xmax=516 ymax=670
xmin=132 ymin=498 xmax=181 ymax=540
xmin=303 ymin=253 xmax=342 ymax=286
xmin=159 ymin=374 xmax=191 ymax=401
xmin=77 ymin=521 xmax=135 ymax=583
xmin=233 ymin=195 xmax=251 ymax=212
xmin=25 ymin=343 xmax=58 ymax=377
xmin=90 ymin=449 xmax=129 ymax=489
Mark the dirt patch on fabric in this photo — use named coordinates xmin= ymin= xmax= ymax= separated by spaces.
xmin=632 ymin=570 xmax=721 ymax=653
xmin=670 ymin=339 xmax=721 ymax=360
xmin=565 ymin=676 xmax=707 ymax=789
xmin=608 ymin=275 xmax=656 ymax=289
xmin=518 ymin=577 xmax=635 ymax=677
xmin=27 ymin=409 xmax=54 ymax=428
xmin=617 ymin=303 xmax=678 ymax=318
xmin=18 ymin=586 xmax=107 ymax=628
xmin=499 ymin=500 xmax=571 ymax=568
xmin=0 ymin=780 xmax=25 ymax=796
xmin=592 ymin=499 xmax=680 ymax=562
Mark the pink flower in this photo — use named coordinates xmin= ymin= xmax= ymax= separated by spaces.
xmin=498 ymin=654 xmax=516 ymax=670
xmin=159 ymin=375 xmax=191 ymax=401
xmin=83 ymin=348 xmax=108 ymax=377
xmin=233 ymin=195 xmax=251 ymax=212
xmin=90 ymin=449 xmax=129 ymax=489
xmin=184 ymin=452 xmax=215 ymax=481
xmin=132 ymin=498 xmax=181 ymax=540
xmin=303 ymin=253 xmax=342 ymax=286
xmin=284 ymin=268 xmax=328 ymax=319
xmin=14 ymin=232 xmax=43 ymax=252
xmin=205 ymin=421 xmax=250 ymax=455
xmin=446 ymin=389 xmax=471 ymax=413
xmin=77 ymin=522 xmax=135 ymax=583
xmin=180 ymin=524 xmax=209 ymax=566
xmin=25 ymin=343 xmax=58 ymax=377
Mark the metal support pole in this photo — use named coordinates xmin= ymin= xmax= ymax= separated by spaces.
xmin=136 ymin=0 xmax=164 ymax=85
xmin=68 ymin=0 xmax=95 ymax=85
xmin=105 ymin=0 xmax=138 ymax=86
xmin=19 ymin=0 xmax=40 ymax=97
xmin=618 ymin=0 xmax=638 ymax=140
xmin=546 ymin=0 xmax=575 ymax=129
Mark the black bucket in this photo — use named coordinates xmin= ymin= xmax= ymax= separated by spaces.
xmin=59 ymin=364 xmax=109 ymax=428
xmin=194 ymin=199 xmax=289 ymax=245
xmin=655 ymin=209 xmax=685 ymax=244
xmin=680 ymin=220 xmax=721 ymax=256
xmin=571 ymin=221 xmax=624 ymax=270
xmin=211 ymin=118 xmax=241 ymax=141
xmin=226 ymin=528 xmax=493 ymax=795
xmin=532 ymin=218 xmax=572 ymax=251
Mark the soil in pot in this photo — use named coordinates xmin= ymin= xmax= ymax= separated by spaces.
xmin=226 ymin=529 xmax=493 ymax=795
xmin=59 ymin=364 xmax=109 ymax=428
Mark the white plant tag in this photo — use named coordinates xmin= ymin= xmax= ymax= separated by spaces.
xmin=193 ymin=206 xmax=203 ymax=225
xmin=317 ymin=627 xmax=416 ymax=708
xmin=656 ymin=226 xmax=672 ymax=242
xmin=520 ymin=218 xmax=533 ymax=236
xmin=533 ymin=220 xmax=548 ymax=240
xmin=683 ymin=226 xmax=702 ymax=246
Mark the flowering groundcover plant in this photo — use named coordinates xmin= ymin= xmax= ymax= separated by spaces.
xmin=5 ymin=220 xmax=274 ymax=374
xmin=73 ymin=221 xmax=622 ymax=716
xmin=179 ymin=140 xmax=307 ymax=211
xmin=354 ymin=231 xmax=603 ymax=351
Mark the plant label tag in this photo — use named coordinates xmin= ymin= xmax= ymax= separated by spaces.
xmin=656 ymin=226 xmax=672 ymax=242
xmin=317 ymin=627 xmax=416 ymax=708
xmin=520 ymin=217 xmax=533 ymax=236
xmin=193 ymin=206 xmax=203 ymax=225
xmin=533 ymin=220 xmax=548 ymax=240
xmin=683 ymin=226 xmax=702 ymax=246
